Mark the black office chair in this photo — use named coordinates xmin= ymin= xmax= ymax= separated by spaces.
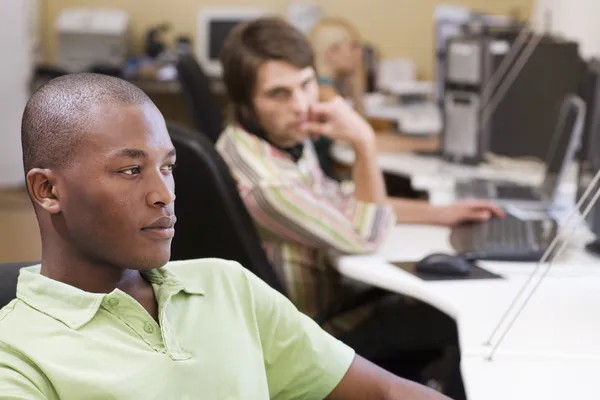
xmin=168 ymin=122 xmax=286 ymax=295
xmin=167 ymin=122 xmax=389 ymax=318
xmin=175 ymin=55 xmax=224 ymax=143
xmin=0 ymin=262 xmax=35 ymax=309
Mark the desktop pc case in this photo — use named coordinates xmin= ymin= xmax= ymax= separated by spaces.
xmin=442 ymin=33 xmax=508 ymax=164
xmin=442 ymin=32 xmax=583 ymax=163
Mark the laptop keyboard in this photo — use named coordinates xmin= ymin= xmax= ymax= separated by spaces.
xmin=455 ymin=180 xmax=491 ymax=199
xmin=456 ymin=180 xmax=540 ymax=201
xmin=495 ymin=185 xmax=540 ymax=201
xmin=450 ymin=214 xmax=558 ymax=262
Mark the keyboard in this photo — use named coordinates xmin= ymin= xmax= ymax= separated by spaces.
xmin=450 ymin=215 xmax=558 ymax=262
xmin=495 ymin=184 xmax=540 ymax=201
xmin=456 ymin=179 xmax=540 ymax=201
xmin=455 ymin=180 xmax=491 ymax=199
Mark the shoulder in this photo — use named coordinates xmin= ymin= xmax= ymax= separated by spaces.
xmin=0 ymin=299 xmax=19 ymax=329
xmin=0 ymin=298 xmax=55 ymax=353
xmin=217 ymin=126 xmax=297 ymax=190
xmin=216 ymin=125 xmax=235 ymax=145
xmin=0 ymin=299 xmax=37 ymax=333
xmin=215 ymin=125 xmax=239 ymax=156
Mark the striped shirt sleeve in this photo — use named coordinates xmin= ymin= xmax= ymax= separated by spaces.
xmin=243 ymin=180 xmax=396 ymax=255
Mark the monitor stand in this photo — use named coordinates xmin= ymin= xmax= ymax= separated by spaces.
xmin=585 ymin=239 xmax=600 ymax=256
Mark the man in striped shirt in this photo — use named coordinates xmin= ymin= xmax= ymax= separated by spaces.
xmin=217 ymin=17 xmax=503 ymax=392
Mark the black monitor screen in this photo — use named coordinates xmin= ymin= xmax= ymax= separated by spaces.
xmin=576 ymin=59 xmax=600 ymax=236
xmin=581 ymin=59 xmax=600 ymax=170
xmin=209 ymin=20 xmax=244 ymax=60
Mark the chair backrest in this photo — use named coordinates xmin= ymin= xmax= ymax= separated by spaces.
xmin=167 ymin=122 xmax=287 ymax=296
xmin=176 ymin=55 xmax=224 ymax=143
xmin=0 ymin=262 xmax=36 ymax=309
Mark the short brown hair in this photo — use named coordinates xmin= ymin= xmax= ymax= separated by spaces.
xmin=220 ymin=17 xmax=314 ymax=121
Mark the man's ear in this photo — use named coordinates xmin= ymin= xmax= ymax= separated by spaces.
xmin=26 ymin=168 xmax=61 ymax=215
xmin=325 ymin=42 xmax=340 ymax=65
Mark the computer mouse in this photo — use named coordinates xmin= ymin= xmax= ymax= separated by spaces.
xmin=415 ymin=253 xmax=471 ymax=277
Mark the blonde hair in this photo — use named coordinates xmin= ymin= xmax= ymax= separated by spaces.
xmin=309 ymin=18 xmax=365 ymax=115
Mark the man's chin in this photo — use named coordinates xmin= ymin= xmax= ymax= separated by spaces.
xmin=287 ymin=130 xmax=310 ymax=145
xmin=269 ymin=129 xmax=309 ymax=148
xmin=130 ymin=247 xmax=171 ymax=271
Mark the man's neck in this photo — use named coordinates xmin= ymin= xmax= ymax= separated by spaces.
xmin=237 ymin=123 xmax=305 ymax=162
xmin=39 ymin=241 xmax=148 ymax=295
xmin=40 ymin=247 xmax=159 ymax=321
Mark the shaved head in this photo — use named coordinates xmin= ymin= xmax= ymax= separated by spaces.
xmin=22 ymin=72 xmax=176 ymax=276
xmin=21 ymin=73 xmax=151 ymax=173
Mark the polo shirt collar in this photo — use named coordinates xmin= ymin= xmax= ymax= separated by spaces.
xmin=16 ymin=265 xmax=204 ymax=330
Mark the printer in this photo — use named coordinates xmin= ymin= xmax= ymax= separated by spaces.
xmin=56 ymin=8 xmax=130 ymax=73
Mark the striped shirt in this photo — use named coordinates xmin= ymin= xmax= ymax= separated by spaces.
xmin=216 ymin=125 xmax=396 ymax=328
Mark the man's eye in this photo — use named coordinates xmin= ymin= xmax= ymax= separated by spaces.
xmin=162 ymin=163 xmax=176 ymax=172
xmin=121 ymin=167 xmax=141 ymax=175
xmin=270 ymin=89 xmax=287 ymax=98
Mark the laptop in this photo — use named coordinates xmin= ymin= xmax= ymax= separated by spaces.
xmin=456 ymin=94 xmax=586 ymax=209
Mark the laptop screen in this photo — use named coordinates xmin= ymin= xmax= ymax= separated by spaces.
xmin=540 ymin=95 xmax=585 ymax=197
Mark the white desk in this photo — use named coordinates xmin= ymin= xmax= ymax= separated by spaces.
xmin=331 ymin=143 xmax=600 ymax=396
xmin=462 ymin=355 xmax=600 ymax=400
xmin=334 ymin=224 xmax=600 ymax=398
xmin=330 ymin=142 xmax=563 ymax=190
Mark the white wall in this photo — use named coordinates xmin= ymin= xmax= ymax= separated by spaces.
xmin=532 ymin=0 xmax=600 ymax=59
xmin=0 ymin=0 xmax=35 ymax=188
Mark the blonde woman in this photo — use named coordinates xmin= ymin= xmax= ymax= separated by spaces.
xmin=309 ymin=18 xmax=366 ymax=177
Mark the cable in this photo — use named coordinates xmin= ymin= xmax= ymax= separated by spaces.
xmin=483 ymin=166 xmax=600 ymax=358
xmin=487 ymin=182 xmax=600 ymax=360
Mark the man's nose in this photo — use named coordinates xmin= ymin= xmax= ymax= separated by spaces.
xmin=146 ymin=172 xmax=175 ymax=209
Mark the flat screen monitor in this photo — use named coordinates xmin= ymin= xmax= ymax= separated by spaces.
xmin=580 ymin=59 xmax=600 ymax=171
xmin=196 ymin=7 xmax=268 ymax=77
xmin=577 ymin=58 xmax=600 ymax=241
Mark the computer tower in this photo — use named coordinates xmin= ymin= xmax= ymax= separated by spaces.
xmin=442 ymin=31 xmax=583 ymax=163
xmin=442 ymin=31 xmax=513 ymax=164
xmin=433 ymin=6 xmax=515 ymax=107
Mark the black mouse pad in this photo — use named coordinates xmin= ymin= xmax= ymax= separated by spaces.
xmin=390 ymin=261 xmax=504 ymax=281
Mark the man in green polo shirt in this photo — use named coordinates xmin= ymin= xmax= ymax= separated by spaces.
xmin=0 ymin=73 xmax=449 ymax=399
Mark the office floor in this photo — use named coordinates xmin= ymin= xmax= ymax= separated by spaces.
xmin=0 ymin=188 xmax=40 ymax=263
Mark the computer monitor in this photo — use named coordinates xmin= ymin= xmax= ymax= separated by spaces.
xmin=579 ymin=59 xmax=600 ymax=172
xmin=577 ymin=58 xmax=600 ymax=253
xmin=195 ymin=7 xmax=268 ymax=77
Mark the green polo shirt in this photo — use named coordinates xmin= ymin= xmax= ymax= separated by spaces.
xmin=0 ymin=259 xmax=355 ymax=399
